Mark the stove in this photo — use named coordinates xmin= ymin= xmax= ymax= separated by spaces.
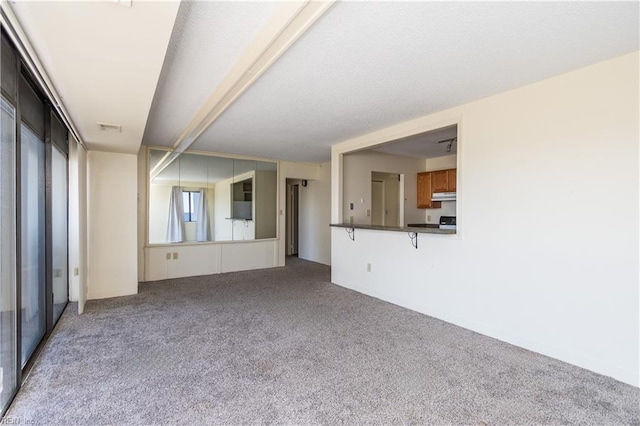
xmin=439 ymin=216 xmax=456 ymax=231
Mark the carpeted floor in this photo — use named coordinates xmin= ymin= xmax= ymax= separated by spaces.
xmin=6 ymin=258 xmax=640 ymax=425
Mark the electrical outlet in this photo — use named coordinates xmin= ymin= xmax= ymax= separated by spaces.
xmin=172 ymin=252 xmax=179 ymax=260
xmin=427 ymin=215 xmax=431 ymax=221
xmin=166 ymin=253 xmax=171 ymax=260
xmin=73 ymin=267 xmax=79 ymax=276
xmin=366 ymin=209 xmax=371 ymax=217
xmin=349 ymin=203 xmax=354 ymax=210
xmin=367 ymin=263 xmax=372 ymax=272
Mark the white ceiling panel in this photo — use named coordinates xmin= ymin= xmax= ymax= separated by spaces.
xmin=189 ymin=1 xmax=639 ymax=163
xmin=8 ymin=0 xmax=180 ymax=153
xmin=142 ymin=0 xmax=280 ymax=148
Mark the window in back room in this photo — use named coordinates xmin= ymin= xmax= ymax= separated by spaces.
xmin=182 ymin=190 xmax=200 ymax=222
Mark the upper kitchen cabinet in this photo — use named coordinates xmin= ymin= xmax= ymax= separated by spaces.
xmin=448 ymin=168 xmax=456 ymax=191
xmin=432 ymin=168 xmax=457 ymax=193
xmin=417 ymin=172 xmax=442 ymax=209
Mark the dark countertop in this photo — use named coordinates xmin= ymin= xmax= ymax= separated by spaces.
xmin=330 ymin=223 xmax=456 ymax=235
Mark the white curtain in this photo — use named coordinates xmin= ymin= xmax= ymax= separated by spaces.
xmin=195 ymin=188 xmax=211 ymax=242
xmin=166 ymin=186 xmax=185 ymax=243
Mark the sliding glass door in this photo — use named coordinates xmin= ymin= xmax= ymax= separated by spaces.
xmin=0 ymin=96 xmax=18 ymax=414
xmin=0 ymin=29 xmax=70 ymax=416
xmin=19 ymin=122 xmax=46 ymax=367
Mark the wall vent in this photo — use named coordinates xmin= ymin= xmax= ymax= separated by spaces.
xmin=97 ymin=122 xmax=122 ymax=133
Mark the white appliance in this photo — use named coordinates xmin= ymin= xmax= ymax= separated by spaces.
xmin=432 ymin=192 xmax=456 ymax=201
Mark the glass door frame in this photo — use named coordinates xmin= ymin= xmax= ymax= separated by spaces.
xmin=0 ymin=29 xmax=70 ymax=415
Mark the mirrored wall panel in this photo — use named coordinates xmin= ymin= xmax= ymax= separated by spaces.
xmin=148 ymin=150 xmax=277 ymax=244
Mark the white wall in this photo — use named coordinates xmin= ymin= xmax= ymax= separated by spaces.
xmin=343 ymin=151 xmax=427 ymax=225
xmin=88 ymin=151 xmax=138 ymax=299
xmin=148 ymin=183 xmax=172 ymax=244
xmin=68 ymin=140 xmax=79 ymax=302
xmin=331 ymin=51 xmax=639 ymax=386
xmin=299 ymin=161 xmax=331 ymax=265
xmin=68 ymin=136 xmax=88 ymax=312
xmin=145 ymin=240 xmax=277 ymax=280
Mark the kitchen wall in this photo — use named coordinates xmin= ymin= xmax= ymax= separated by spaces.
xmin=343 ymin=151 xmax=426 ymax=225
xmin=331 ymin=51 xmax=639 ymax=386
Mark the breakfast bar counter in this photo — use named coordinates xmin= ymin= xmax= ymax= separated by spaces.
xmin=330 ymin=223 xmax=456 ymax=235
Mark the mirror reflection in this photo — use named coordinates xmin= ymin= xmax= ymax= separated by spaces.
xmin=148 ymin=150 xmax=277 ymax=244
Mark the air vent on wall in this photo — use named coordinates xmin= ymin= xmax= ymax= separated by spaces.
xmin=112 ymin=0 xmax=132 ymax=7
xmin=97 ymin=122 xmax=122 ymax=133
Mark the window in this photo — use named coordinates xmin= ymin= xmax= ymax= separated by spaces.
xmin=183 ymin=190 xmax=200 ymax=222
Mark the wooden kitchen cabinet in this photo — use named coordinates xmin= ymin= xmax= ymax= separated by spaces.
xmin=432 ymin=168 xmax=457 ymax=193
xmin=417 ymin=172 xmax=442 ymax=209
xmin=432 ymin=170 xmax=449 ymax=193
xmin=448 ymin=168 xmax=456 ymax=191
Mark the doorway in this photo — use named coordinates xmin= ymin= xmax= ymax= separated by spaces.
xmin=371 ymin=172 xmax=401 ymax=227
xmin=371 ymin=180 xmax=385 ymax=226
xmin=286 ymin=180 xmax=299 ymax=256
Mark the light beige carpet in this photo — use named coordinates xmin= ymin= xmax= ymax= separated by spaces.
xmin=6 ymin=258 xmax=640 ymax=424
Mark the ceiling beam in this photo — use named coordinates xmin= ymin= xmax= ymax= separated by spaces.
xmin=151 ymin=0 xmax=335 ymax=180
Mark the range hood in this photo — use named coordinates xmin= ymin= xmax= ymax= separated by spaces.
xmin=432 ymin=191 xmax=456 ymax=201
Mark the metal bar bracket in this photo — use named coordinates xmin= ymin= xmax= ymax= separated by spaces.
xmin=408 ymin=232 xmax=418 ymax=249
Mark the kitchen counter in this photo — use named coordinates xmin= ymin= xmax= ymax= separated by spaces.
xmin=330 ymin=223 xmax=456 ymax=235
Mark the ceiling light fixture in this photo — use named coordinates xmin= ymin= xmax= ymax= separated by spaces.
xmin=437 ymin=137 xmax=457 ymax=153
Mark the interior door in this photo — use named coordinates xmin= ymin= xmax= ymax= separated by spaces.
xmin=371 ymin=180 xmax=385 ymax=226
xmin=290 ymin=185 xmax=299 ymax=255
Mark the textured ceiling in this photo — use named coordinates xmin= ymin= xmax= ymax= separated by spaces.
xmin=11 ymin=1 xmax=639 ymax=160
xmin=142 ymin=1 xmax=279 ymax=147
xmin=186 ymin=1 xmax=639 ymax=162
xmin=373 ymin=125 xmax=457 ymax=159
xmin=8 ymin=1 xmax=179 ymax=153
